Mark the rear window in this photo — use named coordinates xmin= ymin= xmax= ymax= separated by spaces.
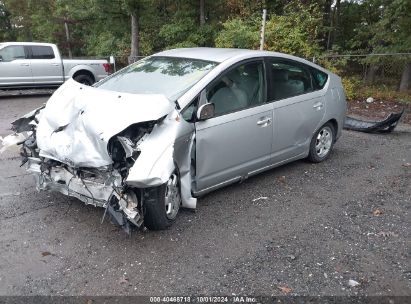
xmin=31 ymin=46 xmax=55 ymax=59
xmin=310 ymin=67 xmax=328 ymax=89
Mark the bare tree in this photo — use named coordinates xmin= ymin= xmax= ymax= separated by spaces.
xmin=126 ymin=0 xmax=141 ymax=64
xmin=129 ymin=11 xmax=139 ymax=64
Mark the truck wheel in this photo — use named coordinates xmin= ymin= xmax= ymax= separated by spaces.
xmin=74 ymin=74 xmax=94 ymax=86
xmin=307 ymin=122 xmax=335 ymax=163
xmin=144 ymin=173 xmax=181 ymax=230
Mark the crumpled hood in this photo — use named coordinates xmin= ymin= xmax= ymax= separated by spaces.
xmin=36 ymin=78 xmax=174 ymax=167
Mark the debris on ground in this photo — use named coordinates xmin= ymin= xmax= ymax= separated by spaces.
xmin=278 ymin=285 xmax=292 ymax=294
xmin=285 ymin=254 xmax=296 ymax=261
xmin=344 ymin=107 xmax=406 ymax=133
xmin=252 ymin=197 xmax=268 ymax=202
xmin=348 ymin=279 xmax=360 ymax=287
xmin=372 ymin=209 xmax=383 ymax=216
xmin=118 ymin=277 xmax=130 ymax=285
xmin=277 ymin=176 xmax=286 ymax=184
xmin=347 ymin=99 xmax=411 ymax=125
xmin=377 ymin=231 xmax=399 ymax=237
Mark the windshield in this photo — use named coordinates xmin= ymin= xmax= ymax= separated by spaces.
xmin=96 ymin=56 xmax=218 ymax=100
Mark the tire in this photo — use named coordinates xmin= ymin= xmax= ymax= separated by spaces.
xmin=143 ymin=173 xmax=181 ymax=230
xmin=307 ymin=122 xmax=335 ymax=163
xmin=74 ymin=74 xmax=94 ymax=86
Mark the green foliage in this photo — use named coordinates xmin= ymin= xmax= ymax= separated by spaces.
xmin=264 ymin=1 xmax=323 ymax=58
xmin=215 ymin=18 xmax=259 ymax=49
xmin=0 ymin=1 xmax=15 ymax=40
xmin=0 ymin=0 xmax=409 ymax=97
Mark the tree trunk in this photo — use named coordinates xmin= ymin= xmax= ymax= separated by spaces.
xmin=64 ymin=21 xmax=73 ymax=59
xmin=365 ymin=64 xmax=378 ymax=84
xmin=399 ymin=62 xmax=411 ymax=92
xmin=199 ymin=0 xmax=205 ymax=26
xmin=129 ymin=11 xmax=139 ymax=64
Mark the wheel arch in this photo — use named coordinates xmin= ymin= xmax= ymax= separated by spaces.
xmin=72 ymin=69 xmax=95 ymax=83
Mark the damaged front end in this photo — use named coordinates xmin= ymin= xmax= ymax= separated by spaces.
xmin=2 ymin=79 xmax=197 ymax=233
xmin=21 ymin=118 xmax=159 ymax=233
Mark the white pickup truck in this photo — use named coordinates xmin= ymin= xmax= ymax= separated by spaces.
xmin=0 ymin=42 xmax=110 ymax=88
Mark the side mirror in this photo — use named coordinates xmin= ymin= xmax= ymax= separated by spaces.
xmin=197 ymin=103 xmax=215 ymax=121
xmin=0 ymin=55 xmax=3 ymax=62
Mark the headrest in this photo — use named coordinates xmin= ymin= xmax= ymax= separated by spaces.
xmin=272 ymin=69 xmax=288 ymax=82
xmin=227 ymin=69 xmax=243 ymax=84
xmin=243 ymin=65 xmax=259 ymax=78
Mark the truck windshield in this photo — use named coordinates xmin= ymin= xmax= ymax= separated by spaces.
xmin=95 ymin=56 xmax=217 ymax=101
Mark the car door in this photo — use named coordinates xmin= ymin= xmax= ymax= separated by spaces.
xmin=29 ymin=45 xmax=64 ymax=85
xmin=194 ymin=59 xmax=273 ymax=192
xmin=0 ymin=45 xmax=33 ymax=86
xmin=266 ymin=58 xmax=326 ymax=164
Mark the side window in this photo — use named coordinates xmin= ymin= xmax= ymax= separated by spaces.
xmin=310 ymin=67 xmax=328 ymax=89
xmin=267 ymin=59 xmax=313 ymax=101
xmin=207 ymin=61 xmax=265 ymax=116
xmin=0 ymin=46 xmax=26 ymax=62
xmin=31 ymin=46 xmax=55 ymax=59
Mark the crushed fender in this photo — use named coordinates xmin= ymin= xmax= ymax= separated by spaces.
xmin=344 ymin=107 xmax=406 ymax=133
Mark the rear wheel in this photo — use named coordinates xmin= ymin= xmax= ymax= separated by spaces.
xmin=307 ymin=122 xmax=335 ymax=163
xmin=144 ymin=173 xmax=181 ymax=230
xmin=74 ymin=74 xmax=94 ymax=86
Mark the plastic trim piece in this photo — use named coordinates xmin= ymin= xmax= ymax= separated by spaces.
xmin=343 ymin=107 xmax=406 ymax=133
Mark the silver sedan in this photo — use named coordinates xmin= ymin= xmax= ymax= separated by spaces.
xmin=4 ymin=48 xmax=346 ymax=232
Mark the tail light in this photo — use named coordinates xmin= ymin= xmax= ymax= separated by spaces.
xmin=103 ymin=63 xmax=110 ymax=74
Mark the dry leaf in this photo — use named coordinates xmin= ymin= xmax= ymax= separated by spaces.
xmin=372 ymin=209 xmax=383 ymax=216
xmin=277 ymin=176 xmax=286 ymax=184
xmin=41 ymin=251 xmax=52 ymax=257
xmin=278 ymin=285 xmax=292 ymax=294
xmin=403 ymin=163 xmax=411 ymax=168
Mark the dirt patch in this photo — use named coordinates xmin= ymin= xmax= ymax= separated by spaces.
xmin=348 ymin=99 xmax=411 ymax=125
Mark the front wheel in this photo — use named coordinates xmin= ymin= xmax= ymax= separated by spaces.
xmin=307 ymin=122 xmax=335 ymax=163
xmin=143 ymin=173 xmax=181 ymax=230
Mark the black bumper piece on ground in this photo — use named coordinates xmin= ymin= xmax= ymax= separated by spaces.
xmin=344 ymin=107 xmax=406 ymax=133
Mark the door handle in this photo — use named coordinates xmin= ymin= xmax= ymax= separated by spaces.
xmin=313 ymin=102 xmax=323 ymax=109
xmin=257 ymin=117 xmax=271 ymax=126
xmin=20 ymin=63 xmax=30 ymax=66
xmin=51 ymin=63 xmax=60 ymax=66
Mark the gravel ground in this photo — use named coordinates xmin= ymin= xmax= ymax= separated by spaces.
xmin=0 ymin=95 xmax=410 ymax=297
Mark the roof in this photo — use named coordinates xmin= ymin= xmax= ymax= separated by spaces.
xmin=1 ymin=42 xmax=56 ymax=47
xmin=154 ymin=47 xmax=265 ymax=63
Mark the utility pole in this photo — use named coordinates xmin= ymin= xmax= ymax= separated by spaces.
xmin=259 ymin=9 xmax=267 ymax=51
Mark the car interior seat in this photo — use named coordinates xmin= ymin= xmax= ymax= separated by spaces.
xmin=272 ymin=69 xmax=304 ymax=100
xmin=210 ymin=71 xmax=248 ymax=115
